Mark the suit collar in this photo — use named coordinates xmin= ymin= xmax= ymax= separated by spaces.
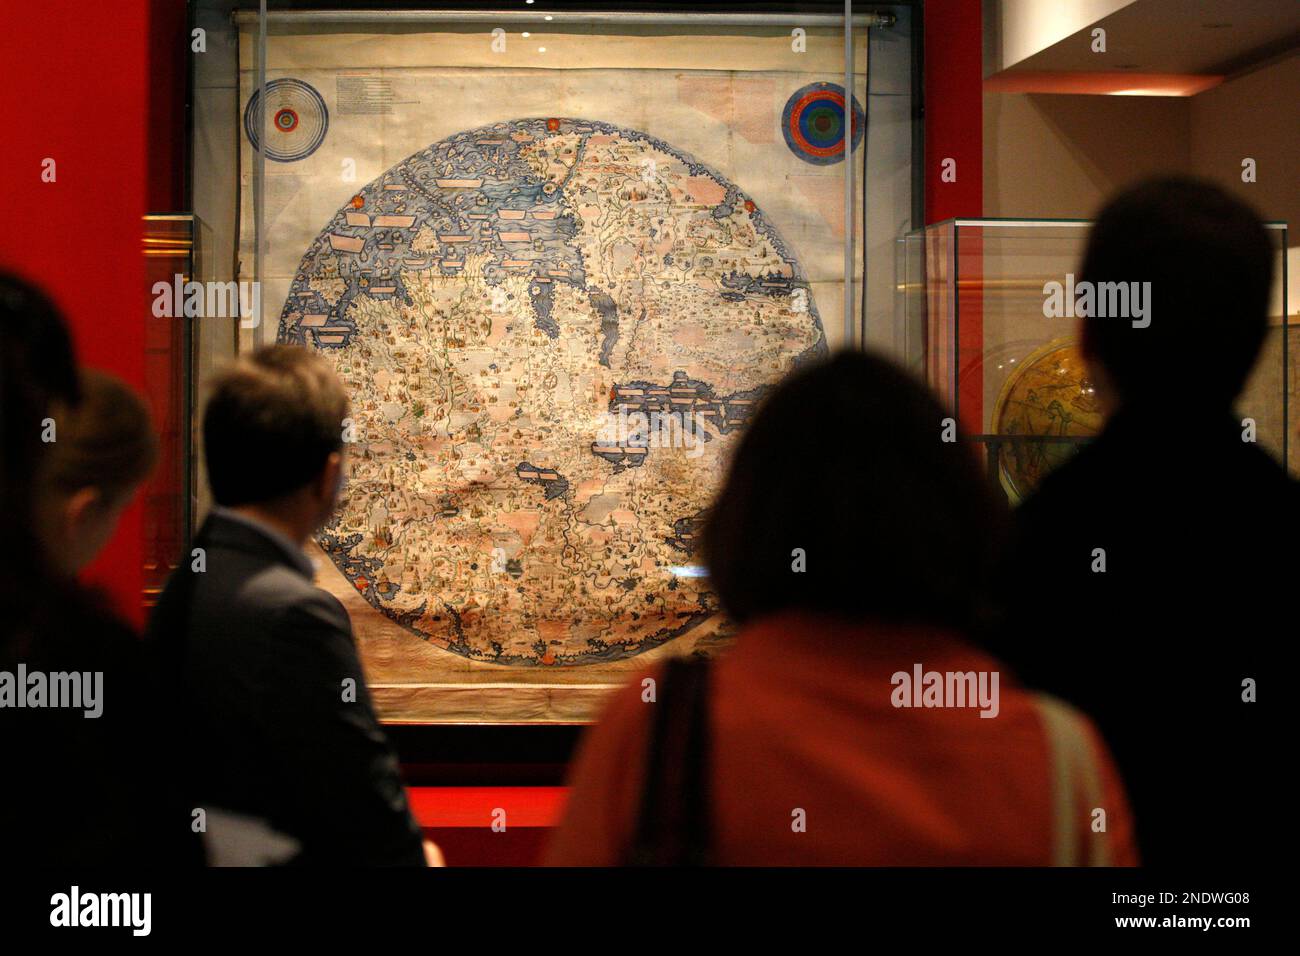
xmin=202 ymin=508 xmax=316 ymax=580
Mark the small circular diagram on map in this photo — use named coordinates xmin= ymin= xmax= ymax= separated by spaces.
xmin=781 ymin=82 xmax=865 ymax=165
xmin=278 ymin=118 xmax=827 ymax=665
xmin=244 ymin=78 xmax=329 ymax=162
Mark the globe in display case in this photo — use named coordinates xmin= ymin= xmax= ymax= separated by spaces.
xmin=900 ymin=217 xmax=1292 ymax=503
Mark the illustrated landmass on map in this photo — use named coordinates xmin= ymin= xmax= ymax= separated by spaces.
xmin=277 ymin=117 xmax=827 ymax=665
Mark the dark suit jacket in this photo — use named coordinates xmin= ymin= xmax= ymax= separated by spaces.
xmin=147 ymin=512 xmax=424 ymax=866
xmin=998 ymin=403 xmax=1295 ymax=869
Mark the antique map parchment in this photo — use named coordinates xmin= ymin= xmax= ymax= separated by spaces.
xmin=237 ymin=19 xmax=867 ymax=720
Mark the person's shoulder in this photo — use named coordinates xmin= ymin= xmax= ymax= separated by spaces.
xmin=603 ymin=659 xmax=666 ymax=722
xmin=1009 ymin=449 xmax=1096 ymax=537
xmin=545 ymin=659 xmax=666 ymax=865
xmin=1239 ymin=442 xmax=1300 ymax=500
xmin=578 ymin=655 xmax=712 ymax=774
xmin=249 ymin=587 xmax=359 ymax=699
xmin=23 ymin=578 xmax=142 ymax=670
xmin=234 ymin=559 xmax=338 ymax=618
xmin=1031 ymin=691 xmax=1140 ymax=864
xmin=264 ymin=584 xmax=356 ymax=672
xmin=1011 ymin=415 xmax=1159 ymax=535
xmin=286 ymin=585 xmax=351 ymax=632
xmin=1031 ymin=429 xmax=1104 ymax=491
xmin=575 ymin=659 xmax=668 ymax=760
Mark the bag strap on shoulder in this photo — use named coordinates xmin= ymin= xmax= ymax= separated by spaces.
xmin=1034 ymin=692 xmax=1111 ymax=867
xmin=626 ymin=655 xmax=713 ymax=866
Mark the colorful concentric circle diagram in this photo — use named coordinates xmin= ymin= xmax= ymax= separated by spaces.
xmin=781 ymin=82 xmax=865 ymax=165
xmin=244 ymin=78 xmax=329 ymax=162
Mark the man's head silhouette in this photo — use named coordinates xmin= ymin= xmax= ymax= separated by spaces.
xmin=1079 ymin=177 xmax=1274 ymax=413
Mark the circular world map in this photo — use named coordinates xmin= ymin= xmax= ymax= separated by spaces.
xmin=278 ymin=118 xmax=827 ymax=665
xmin=992 ymin=339 xmax=1102 ymax=502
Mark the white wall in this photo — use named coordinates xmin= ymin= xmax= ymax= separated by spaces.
xmin=990 ymin=0 xmax=1140 ymax=72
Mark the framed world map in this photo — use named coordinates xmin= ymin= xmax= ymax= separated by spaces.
xmin=234 ymin=14 xmax=868 ymax=721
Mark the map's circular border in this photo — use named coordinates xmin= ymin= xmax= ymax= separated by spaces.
xmin=278 ymin=117 xmax=831 ymax=666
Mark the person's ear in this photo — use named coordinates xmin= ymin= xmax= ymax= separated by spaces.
xmin=62 ymin=486 xmax=102 ymax=541
xmin=317 ymin=451 xmax=343 ymax=503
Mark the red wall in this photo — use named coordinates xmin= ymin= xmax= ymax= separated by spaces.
xmin=0 ymin=1 xmax=151 ymax=623
xmin=924 ymin=0 xmax=985 ymax=432
xmin=0 ymin=0 xmax=186 ymax=627
xmin=924 ymin=0 xmax=984 ymax=223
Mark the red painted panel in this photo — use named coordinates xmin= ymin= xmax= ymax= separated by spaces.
xmin=407 ymin=786 xmax=568 ymax=829
xmin=924 ymin=0 xmax=985 ymax=432
xmin=0 ymin=1 xmax=155 ymax=624
xmin=147 ymin=0 xmax=188 ymax=213
xmin=422 ymin=827 xmax=552 ymax=868
xmin=923 ymin=0 xmax=984 ymax=224
xmin=409 ymin=787 xmax=568 ymax=866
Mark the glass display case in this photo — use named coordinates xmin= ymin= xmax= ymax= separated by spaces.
xmin=189 ymin=2 xmax=917 ymax=723
xmin=900 ymin=218 xmax=1292 ymax=503
xmin=142 ymin=213 xmax=201 ymax=608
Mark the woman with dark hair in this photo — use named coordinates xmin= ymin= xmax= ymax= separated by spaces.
xmin=1 ymin=272 xmax=198 ymax=865
xmin=548 ymin=351 xmax=1136 ymax=866
xmin=0 ymin=271 xmax=85 ymax=658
